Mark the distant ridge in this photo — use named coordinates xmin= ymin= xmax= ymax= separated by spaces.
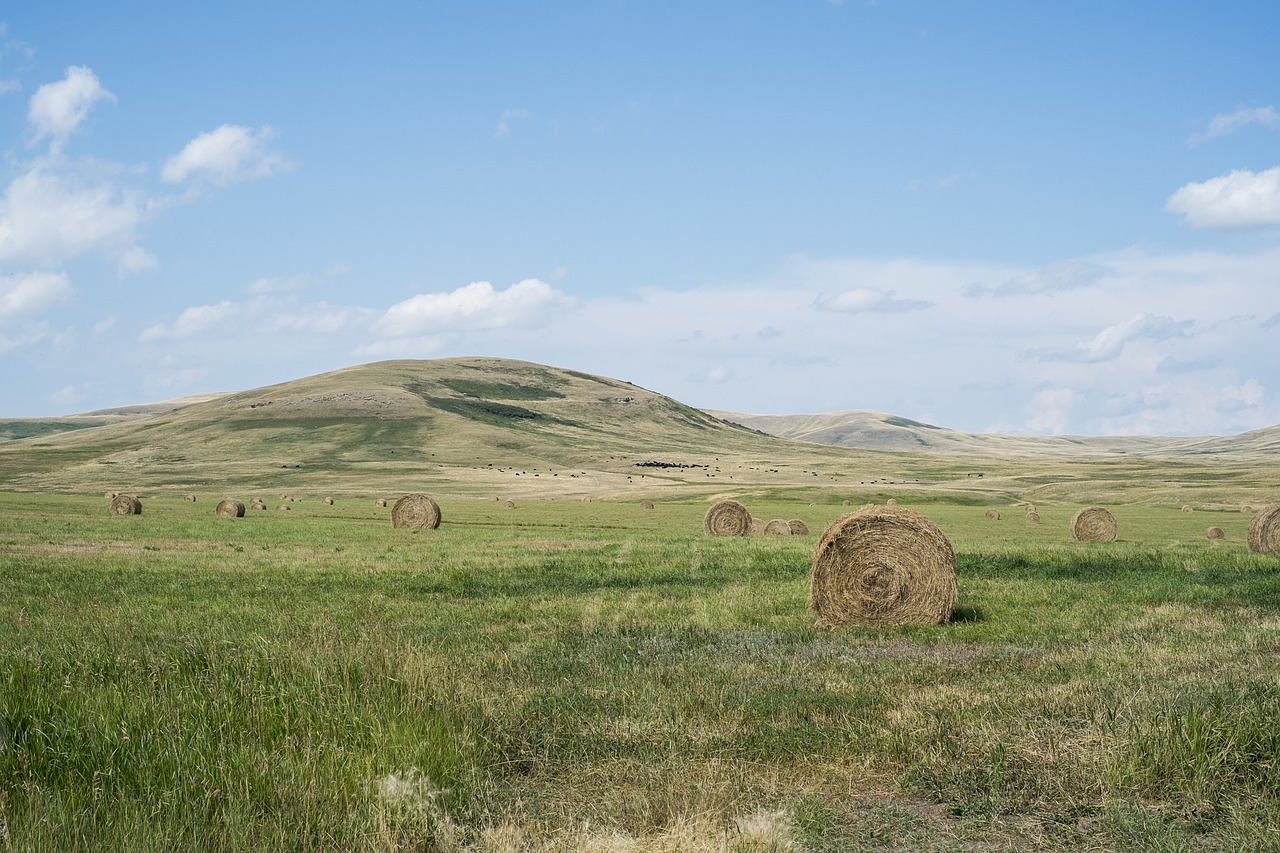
xmin=707 ymin=409 xmax=1280 ymax=459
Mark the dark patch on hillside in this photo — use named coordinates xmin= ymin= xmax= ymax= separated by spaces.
xmin=0 ymin=421 xmax=107 ymax=442
xmin=885 ymin=416 xmax=943 ymax=430
xmin=438 ymin=378 xmax=567 ymax=401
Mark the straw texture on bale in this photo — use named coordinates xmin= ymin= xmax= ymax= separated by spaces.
xmin=1070 ymin=506 xmax=1117 ymax=542
xmin=809 ymin=505 xmax=957 ymax=628
xmin=1181 ymin=505 xmax=1193 ymax=514
xmin=323 ymin=496 xmax=334 ymax=506
xmin=1206 ymin=526 xmax=1225 ymax=540
xmin=985 ymin=509 xmax=1001 ymax=520
xmin=375 ymin=498 xmax=387 ymax=507
xmin=215 ymin=498 xmax=245 ymax=518
xmin=788 ymin=519 xmax=810 ymax=535
xmin=750 ymin=517 xmax=766 ymax=535
xmin=392 ymin=493 xmax=442 ymax=529
xmin=640 ymin=500 xmax=655 ymax=510
xmin=504 ymin=499 xmax=516 ymax=509
xmin=1025 ymin=511 xmax=1041 ymax=524
xmin=250 ymin=499 xmax=267 ymax=510
xmin=704 ymin=499 xmax=752 ymax=537
xmin=1246 ymin=505 xmax=1280 ymax=554
xmin=763 ymin=519 xmax=793 ymax=535
xmin=184 ymin=494 xmax=196 ymax=502
xmin=886 ymin=498 xmax=898 ymax=506
xmin=110 ymin=494 xmax=142 ymax=515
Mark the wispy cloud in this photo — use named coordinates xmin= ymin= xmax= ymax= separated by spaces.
xmin=1031 ymin=313 xmax=1192 ymax=363
xmin=965 ymin=260 xmax=1108 ymax=298
xmin=1189 ymin=105 xmax=1279 ymax=145
xmin=378 ymin=279 xmax=573 ymax=336
xmin=814 ymin=287 xmax=931 ymax=313
xmin=495 ymin=108 xmax=530 ymax=138
xmin=27 ymin=66 xmax=114 ymax=154
xmin=162 ymin=124 xmax=290 ymax=186
xmin=1166 ymin=166 xmax=1280 ymax=228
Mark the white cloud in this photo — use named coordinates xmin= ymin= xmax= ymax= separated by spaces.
xmin=814 ymin=287 xmax=931 ymax=313
xmin=1166 ymin=167 xmax=1280 ymax=228
xmin=0 ymin=271 xmax=71 ymax=320
xmin=1190 ymin=105 xmax=1279 ymax=145
xmin=967 ymin=260 xmax=1108 ymax=298
xmin=378 ymin=279 xmax=574 ymax=337
xmin=162 ymin=124 xmax=289 ymax=186
xmin=1034 ymin=313 xmax=1192 ymax=363
xmin=139 ymin=294 xmax=371 ymax=343
xmin=140 ymin=300 xmax=240 ymax=342
xmin=495 ymin=108 xmax=530 ymax=138
xmin=27 ymin=66 xmax=114 ymax=153
xmin=1025 ymin=387 xmax=1077 ymax=434
xmin=0 ymin=166 xmax=148 ymax=267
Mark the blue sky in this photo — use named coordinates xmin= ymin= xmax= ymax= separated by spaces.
xmin=2 ymin=2 xmax=1279 ymax=435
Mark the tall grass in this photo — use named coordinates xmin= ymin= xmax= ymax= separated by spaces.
xmin=2 ymin=493 xmax=1279 ymax=850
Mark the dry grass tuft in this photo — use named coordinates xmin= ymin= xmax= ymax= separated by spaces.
xmin=809 ymin=505 xmax=957 ymax=627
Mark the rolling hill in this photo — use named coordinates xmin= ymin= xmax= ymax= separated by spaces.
xmin=0 ymin=357 xmax=1275 ymax=508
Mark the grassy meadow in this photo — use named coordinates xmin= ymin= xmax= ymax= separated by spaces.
xmin=3 ymin=491 xmax=1279 ymax=851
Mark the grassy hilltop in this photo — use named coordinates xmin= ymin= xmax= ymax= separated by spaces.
xmin=0 ymin=357 xmax=1277 ymax=508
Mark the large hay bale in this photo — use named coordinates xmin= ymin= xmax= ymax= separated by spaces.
xmin=750 ymin=516 xmax=766 ymax=535
xmin=110 ymin=494 xmax=142 ymax=515
xmin=215 ymin=498 xmax=245 ymax=518
xmin=763 ymin=518 xmax=792 ymax=535
xmin=1026 ymin=511 xmax=1041 ymax=524
xmin=809 ymin=506 xmax=957 ymax=627
xmin=375 ymin=498 xmax=387 ymax=508
xmin=640 ymin=500 xmax=655 ymax=510
xmin=392 ymin=493 xmax=442 ymax=530
xmin=1206 ymin=526 xmax=1225 ymax=540
xmin=1070 ymin=506 xmax=1117 ymax=542
xmin=1247 ymin=505 xmax=1280 ymax=554
xmin=985 ymin=509 xmax=1001 ymax=521
xmin=789 ymin=519 xmax=810 ymax=535
xmin=704 ymin=499 xmax=751 ymax=536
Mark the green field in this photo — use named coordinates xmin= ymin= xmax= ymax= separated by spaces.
xmin=3 ymin=492 xmax=1278 ymax=851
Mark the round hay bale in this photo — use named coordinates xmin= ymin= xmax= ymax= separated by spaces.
xmin=1024 ymin=503 xmax=1037 ymax=513
xmin=276 ymin=504 xmax=290 ymax=512
xmin=750 ymin=516 xmax=766 ymax=535
xmin=1181 ymin=505 xmax=1193 ymax=514
xmin=1246 ymin=505 xmax=1280 ymax=554
xmin=1206 ymin=526 xmax=1225 ymax=540
xmin=886 ymin=498 xmax=898 ymax=506
xmin=215 ymin=498 xmax=245 ymax=518
xmin=1026 ymin=511 xmax=1041 ymax=524
xmin=809 ymin=506 xmax=957 ymax=627
xmin=1242 ymin=505 xmax=1253 ymax=514
xmin=640 ymin=500 xmax=655 ymax=510
xmin=323 ymin=496 xmax=334 ymax=506
xmin=392 ymin=493 xmax=442 ymax=530
xmin=250 ymin=499 xmax=267 ymax=510
xmin=763 ymin=518 xmax=792 ymax=535
xmin=704 ymin=499 xmax=752 ymax=536
xmin=374 ymin=498 xmax=387 ymax=508
xmin=788 ymin=519 xmax=810 ymax=535
xmin=503 ymin=499 xmax=516 ymax=509
xmin=841 ymin=500 xmax=851 ymax=506
xmin=985 ymin=509 xmax=1001 ymax=521
xmin=1070 ymin=506 xmax=1117 ymax=542
xmin=110 ymin=494 xmax=141 ymax=515
xmin=184 ymin=494 xmax=197 ymax=502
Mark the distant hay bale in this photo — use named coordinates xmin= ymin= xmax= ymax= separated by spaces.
xmin=1026 ymin=511 xmax=1041 ymax=524
xmin=1246 ymin=505 xmax=1280 ymax=554
xmin=1181 ymin=505 xmax=1193 ymax=514
xmin=841 ymin=500 xmax=851 ymax=506
xmin=276 ymin=504 xmax=290 ymax=512
xmin=504 ymin=499 xmax=516 ymax=509
xmin=1070 ymin=506 xmax=1117 ymax=542
xmin=750 ymin=517 xmax=766 ymax=535
xmin=374 ymin=498 xmax=387 ymax=508
xmin=789 ymin=519 xmax=810 ymax=535
xmin=393 ymin=493 xmax=442 ymax=530
xmin=1024 ymin=503 xmax=1037 ymax=513
xmin=1242 ymin=505 xmax=1253 ymax=514
xmin=1206 ymin=526 xmax=1225 ymax=540
xmin=809 ymin=505 xmax=957 ymax=628
xmin=640 ymin=500 xmax=655 ymax=510
xmin=763 ymin=519 xmax=792 ymax=535
xmin=250 ymin=499 xmax=267 ymax=510
xmin=323 ymin=496 xmax=334 ymax=506
xmin=110 ymin=494 xmax=141 ymax=515
xmin=985 ymin=509 xmax=1001 ymax=520
xmin=184 ymin=494 xmax=196 ymax=502
xmin=704 ymin=499 xmax=752 ymax=537
xmin=215 ymin=498 xmax=245 ymax=518
xmin=886 ymin=498 xmax=898 ymax=506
